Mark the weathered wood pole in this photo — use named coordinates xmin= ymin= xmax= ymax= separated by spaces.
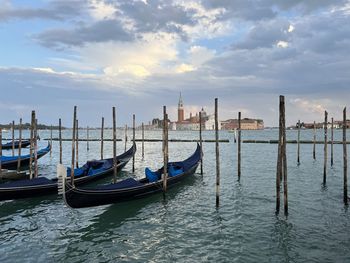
xmin=215 ymin=98 xmax=220 ymax=207
xmin=34 ymin=119 xmax=38 ymax=178
xmin=282 ymin=97 xmax=288 ymax=216
xmin=313 ymin=121 xmax=316 ymax=160
xmin=87 ymin=126 xmax=89 ymax=151
xmin=324 ymin=111 xmax=328 ymax=185
xmin=199 ymin=111 xmax=203 ymax=175
xmin=59 ymin=118 xmax=62 ymax=164
xmin=100 ymin=117 xmax=104 ymax=160
xmin=132 ymin=114 xmax=135 ymax=173
xmin=29 ymin=111 xmax=35 ymax=179
xmin=276 ymin=97 xmax=283 ymax=214
xmin=50 ymin=125 xmax=53 ymax=157
xmin=162 ymin=106 xmax=168 ymax=192
xmin=142 ymin=122 xmax=144 ymax=159
xmin=70 ymin=106 xmax=77 ymax=186
xmin=112 ymin=107 xmax=117 ymax=184
xmin=343 ymin=108 xmax=348 ymax=205
xmin=238 ymin=112 xmax=241 ymax=180
xmin=75 ymin=119 xmax=79 ymax=168
xmin=124 ymin=125 xmax=128 ymax=152
xmin=11 ymin=120 xmax=15 ymax=156
xmin=297 ymin=119 xmax=300 ymax=165
xmin=234 ymin=129 xmax=237 ymax=143
xmin=331 ymin=117 xmax=334 ymax=167
xmin=16 ymin=118 xmax=22 ymax=172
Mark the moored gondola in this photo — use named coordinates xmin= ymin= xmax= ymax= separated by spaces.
xmin=1 ymin=140 xmax=31 ymax=150
xmin=1 ymin=143 xmax=51 ymax=170
xmin=63 ymin=143 xmax=202 ymax=209
xmin=0 ymin=143 xmax=136 ymax=201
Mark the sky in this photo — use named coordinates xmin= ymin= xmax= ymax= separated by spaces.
xmin=0 ymin=0 xmax=350 ymax=127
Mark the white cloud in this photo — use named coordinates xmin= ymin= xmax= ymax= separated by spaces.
xmin=88 ymin=0 xmax=117 ymax=20
xmin=288 ymin=24 xmax=295 ymax=33
xmin=277 ymin=40 xmax=289 ymax=48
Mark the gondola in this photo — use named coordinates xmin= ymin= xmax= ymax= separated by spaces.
xmin=0 ymin=143 xmax=136 ymax=201
xmin=0 ymin=143 xmax=51 ymax=170
xmin=1 ymin=140 xmax=31 ymax=150
xmin=63 ymin=143 xmax=201 ymax=209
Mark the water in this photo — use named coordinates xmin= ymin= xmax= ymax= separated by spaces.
xmin=1 ymin=129 xmax=350 ymax=262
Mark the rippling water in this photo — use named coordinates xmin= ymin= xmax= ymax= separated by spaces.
xmin=1 ymin=129 xmax=350 ymax=262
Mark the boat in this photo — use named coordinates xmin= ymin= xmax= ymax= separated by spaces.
xmin=0 ymin=169 xmax=28 ymax=180
xmin=63 ymin=143 xmax=201 ymax=209
xmin=1 ymin=140 xmax=31 ymax=150
xmin=0 ymin=143 xmax=136 ymax=201
xmin=0 ymin=143 xmax=51 ymax=170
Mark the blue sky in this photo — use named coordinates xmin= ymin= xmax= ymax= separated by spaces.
xmin=1 ymin=0 xmax=350 ymax=127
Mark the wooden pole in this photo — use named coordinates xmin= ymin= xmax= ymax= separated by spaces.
xmin=34 ymin=119 xmax=38 ymax=178
xmin=238 ymin=112 xmax=241 ymax=180
xmin=282 ymin=97 xmax=288 ymax=216
xmin=124 ymin=125 xmax=127 ymax=152
xmin=59 ymin=118 xmax=62 ymax=164
xmin=297 ymin=119 xmax=300 ymax=165
xmin=75 ymin=119 xmax=79 ymax=168
xmin=324 ymin=111 xmax=328 ymax=185
xmin=113 ymin=107 xmax=117 ymax=184
xmin=234 ymin=129 xmax=237 ymax=143
xmin=276 ymin=96 xmax=283 ymax=214
xmin=101 ymin=117 xmax=104 ymax=160
xmin=29 ymin=111 xmax=35 ymax=179
xmin=162 ymin=106 xmax=168 ymax=192
xmin=11 ymin=120 xmax=15 ymax=156
xmin=343 ymin=108 xmax=348 ymax=205
xmin=215 ymin=98 xmax=220 ymax=207
xmin=132 ymin=114 xmax=135 ymax=173
xmin=142 ymin=122 xmax=144 ymax=160
xmin=16 ymin=118 xmax=22 ymax=172
xmin=71 ymin=106 xmax=77 ymax=186
xmin=199 ymin=111 xmax=203 ymax=175
xmin=87 ymin=126 xmax=89 ymax=151
xmin=313 ymin=121 xmax=316 ymax=160
xmin=331 ymin=117 xmax=334 ymax=167
xmin=50 ymin=125 xmax=52 ymax=157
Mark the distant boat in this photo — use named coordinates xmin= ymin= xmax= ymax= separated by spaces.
xmin=63 ymin=143 xmax=201 ymax=209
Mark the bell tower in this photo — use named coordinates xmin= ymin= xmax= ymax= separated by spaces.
xmin=178 ymin=92 xmax=184 ymax=123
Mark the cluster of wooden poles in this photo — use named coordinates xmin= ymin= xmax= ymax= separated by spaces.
xmin=0 ymin=111 xmax=39 ymax=178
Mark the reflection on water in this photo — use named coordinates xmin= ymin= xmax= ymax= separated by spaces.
xmin=1 ymin=129 xmax=350 ymax=262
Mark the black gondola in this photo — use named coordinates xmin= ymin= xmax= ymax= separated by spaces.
xmin=1 ymin=143 xmax=51 ymax=170
xmin=63 ymin=143 xmax=201 ymax=209
xmin=1 ymin=140 xmax=31 ymax=150
xmin=0 ymin=143 xmax=136 ymax=201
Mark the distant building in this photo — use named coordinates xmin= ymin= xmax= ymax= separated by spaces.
xmin=221 ymin=118 xmax=264 ymax=130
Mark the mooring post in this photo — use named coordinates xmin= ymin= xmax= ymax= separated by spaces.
xmin=16 ymin=118 xmax=22 ymax=172
xmin=297 ymin=119 xmax=300 ymax=165
xmin=71 ymin=106 xmax=77 ymax=186
xmin=234 ymin=128 xmax=237 ymax=143
xmin=11 ymin=120 xmax=15 ymax=156
xmin=34 ymin=119 xmax=38 ymax=178
xmin=162 ymin=106 xmax=168 ymax=192
xmin=276 ymin=96 xmax=283 ymax=214
xmin=113 ymin=107 xmax=117 ymax=184
xmin=215 ymin=98 xmax=220 ymax=207
xmin=75 ymin=119 xmax=79 ymax=168
xmin=132 ymin=114 xmax=135 ymax=173
xmin=324 ymin=111 xmax=328 ymax=185
xmin=124 ymin=125 xmax=127 ymax=152
xmin=59 ymin=118 xmax=62 ymax=164
xmin=199 ymin=111 xmax=203 ymax=175
xmin=142 ymin=122 xmax=144 ymax=160
xmin=343 ymin=108 xmax=348 ymax=205
xmin=29 ymin=111 xmax=35 ymax=179
xmin=313 ymin=121 xmax=316 ymax=160
xmin=50 ymin=124 xmax=53 ymax=158
xmin=101 ymin=117 xmax=104 ymax=160
xmin=331 ymin=117 xmax=334 ymax=167
xmin=238 ymin=112 xmax=241 ymax=180
xmin=282 ymin=97 xmax=288 ymax=216
xmin=87 ymin=126 xmax=89 ymax=151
